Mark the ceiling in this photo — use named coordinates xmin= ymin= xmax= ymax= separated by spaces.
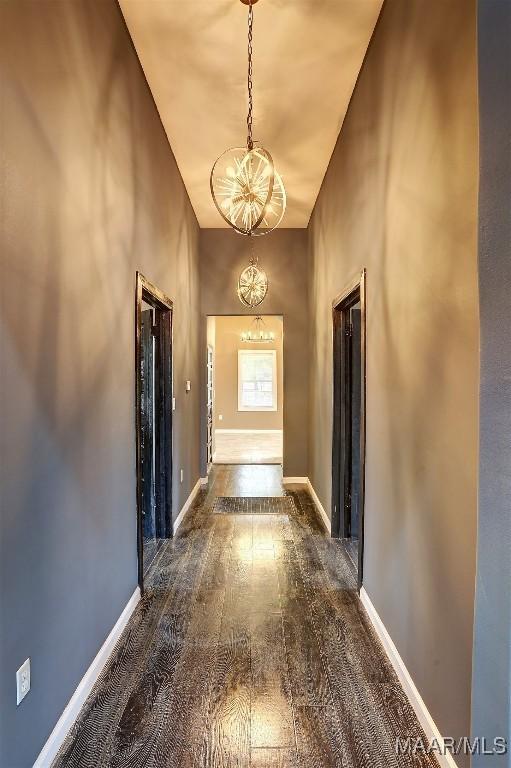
xmin=119 ymin=0 xmax=383 ymax=228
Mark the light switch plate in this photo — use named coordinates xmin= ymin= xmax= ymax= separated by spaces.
xmin=172 ymin=397 xmax=176 ymax=411
xmin=185 ymin=380 xmax=191 ymax=392
xmin=16 ymin=658 xmax=30 ymax=705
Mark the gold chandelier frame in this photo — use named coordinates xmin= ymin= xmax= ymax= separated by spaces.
xmin=210 ymin=146 xmax=277 ymax=236
xmin=237 ymin=256 xmax=268 ymax=307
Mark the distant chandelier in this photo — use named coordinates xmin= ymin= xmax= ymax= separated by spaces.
xmin=210 ymin=0 xmax=286 ymax=236
xmin=241 ymin=316 xmax=274 ymax=343
xmin=237 ymin=251 xmax=268 ymax=307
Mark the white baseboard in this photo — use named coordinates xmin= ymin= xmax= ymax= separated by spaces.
xmin=34 ymin=586 xmax=141 ymax=767
xmin=360 ymin=588 xmax=458 ymax=768
xmin=173 ymin=477 xmax=202 ymax=535
xmin=282 ymin=477 xmax=331 ymax=533
xmin=215 ymin=429 xmax=282 ymax=434
xmin=306 ymin=479 xmax=331 ymax=533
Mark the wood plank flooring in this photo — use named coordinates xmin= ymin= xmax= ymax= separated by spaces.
xmin=53 ymin=465 xmax=438 ymax=768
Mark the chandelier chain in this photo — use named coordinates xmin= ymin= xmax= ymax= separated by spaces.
xmin=249 ymin=233 xmax=258 ymax=266
xmin=246 ymin=0 xmax=254 ymax=150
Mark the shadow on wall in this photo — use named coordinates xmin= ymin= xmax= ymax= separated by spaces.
xmin=0 ymin=2 xmax=200 ymax=766
xmin=0 ymin=10 xmax=144 ymax=767
xmin=308 ymin=0 xmax=478 ymax=760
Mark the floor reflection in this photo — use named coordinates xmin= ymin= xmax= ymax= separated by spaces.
xmin=54 ymin=465 xmax=439 ymax=768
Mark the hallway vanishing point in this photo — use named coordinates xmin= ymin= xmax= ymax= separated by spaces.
xmin=54 ymin=466 xmax=438 ymax=768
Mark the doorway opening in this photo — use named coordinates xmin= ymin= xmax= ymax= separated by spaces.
xmin=206 ymin=315 xmax=284 ymax=466
xmin=331 ymin=270 xmax=366 ymax=588
xmin=135 ymin=273 xmax=173 ymax=592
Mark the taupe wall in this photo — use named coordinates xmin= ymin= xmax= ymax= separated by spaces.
xmin=307 ymin=0 xmax=479 ymax=757
xmin=472 ymin=1 xmax=511 ymax=761
xmin=199 ymin=230 xmax=308 ymax=478
xmin=0 ymin=3 xmax=200 ymax=766
xmin=213 ymin=315 xmax=283 ymax=431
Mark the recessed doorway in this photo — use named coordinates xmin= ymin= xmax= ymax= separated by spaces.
xmin=331 ymin=270 xmax=366 ymax=588
xmin=135 ymin=273 xmax=173 ymax=591
xmin=206 ymin=315 xmax=284 ymax=466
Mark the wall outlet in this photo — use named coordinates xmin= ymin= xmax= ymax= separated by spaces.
xmin=218 ymin=414 xmax=223 ymax=421
xmin=180 ymin=469 xmax=184 ymax=483
xmin=16 ymin=658 xmax=30 ymax=705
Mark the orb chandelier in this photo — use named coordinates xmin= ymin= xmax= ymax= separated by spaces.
xmin=237 ymin=250 xmax=268 ymax=307
xmin=210 ymin=0 xmax=286 ymax=236
xmin=241 ymin=316 xmax=275 ymax=343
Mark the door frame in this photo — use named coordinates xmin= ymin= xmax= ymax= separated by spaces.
xmin=135 ymin=272 xmax=173 ymax=593
xmin=206 ymin=344 xmax=214 ymax=468
xmin=331 ymin=269 xmax=366 ymax=590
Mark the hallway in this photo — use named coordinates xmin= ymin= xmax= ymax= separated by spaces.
xmin=54 ymin=466 xmax=436 ymax=768
xmin=2 ymin=0 xmax=510 ymax=764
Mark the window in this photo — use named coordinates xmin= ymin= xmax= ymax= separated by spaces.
xmin=238 ymin=349 xmax=277 ymax=411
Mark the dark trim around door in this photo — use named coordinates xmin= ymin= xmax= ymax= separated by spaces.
xmin=135 ymin=272 xmax=174 ymax=593
xmin=331 ymin=269 xmax=367 ymax=591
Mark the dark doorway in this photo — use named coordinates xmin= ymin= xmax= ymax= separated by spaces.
xmin=331 ymin=270 xmax=366 ymax=589
xmin=135 ymin=273 xmax=173 ymax=591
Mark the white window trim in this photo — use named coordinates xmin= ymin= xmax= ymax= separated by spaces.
xmin=238 ymin=349 xmax=277 ymax=412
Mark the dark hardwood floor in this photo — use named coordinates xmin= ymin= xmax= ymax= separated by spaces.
xmin=53 ymin=465 xmax=438 ymax=768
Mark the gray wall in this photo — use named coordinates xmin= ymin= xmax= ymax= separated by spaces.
xmin=0 ymin=3 xmax=200 ymax=766
xmin=307 ymin=0 xmax=479 ymax=758
xmin=199 ymin=230 xmax=308 ymax=478
xmin=472 ymin=1 xmax=511 ymax=763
